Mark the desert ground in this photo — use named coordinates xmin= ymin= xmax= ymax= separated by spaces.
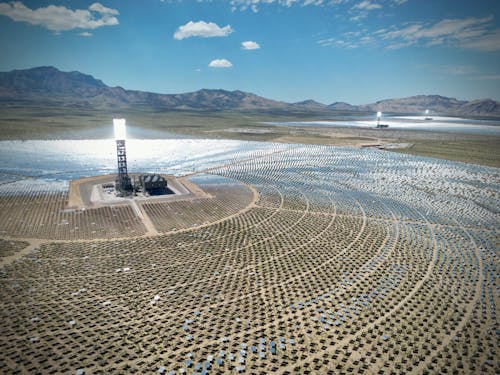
xmin=0 ymin=141 xmax=498 ymax=374
xmin=0 ymin=106 xmax=498 ymax=167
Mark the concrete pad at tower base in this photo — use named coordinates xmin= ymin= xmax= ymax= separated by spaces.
xmin=67 ymin=174 xmax=210 ymax=210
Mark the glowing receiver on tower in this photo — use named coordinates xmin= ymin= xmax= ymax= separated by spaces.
xmin=114 ymin=118 xmax=127 ymax=140
xmin=424 ymin=109 xmax=433 ymax=121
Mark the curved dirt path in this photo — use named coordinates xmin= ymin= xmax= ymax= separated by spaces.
xmin=277 ymin=209 xmax=438 ymax=374
xmin=0 ymin=239 xmax=44 ymax=268
xmin=411 ymin=219 xmax=484 ymax=374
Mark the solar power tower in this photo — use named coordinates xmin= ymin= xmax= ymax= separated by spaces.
xmin=113 ymin=118 xmax=134 ymax=195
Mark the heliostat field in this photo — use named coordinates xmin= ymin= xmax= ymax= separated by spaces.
xmin=0 ymin=141 xmax=498 ymax=374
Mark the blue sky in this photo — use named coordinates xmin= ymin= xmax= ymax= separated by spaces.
xmin=0 ymin=0 xmax=499 ymax=104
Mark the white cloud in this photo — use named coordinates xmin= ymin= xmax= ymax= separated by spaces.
xmin=318 ymin=29 xmax=373 ymax=49
xmin=382 ymin=16 xmax=493 ymax=41
xmin=229 ymin=0 xmax=347 ymax=12
xmin=324 ymin=15 xmax=500 ymax=52
xmin=88 ymin=3 xmax=119 ymax=15
xmin=208 ymin=59 xmax=233 ymax=68
xmin=385 ymin=41 xmax=414 ymax=50
xmin=164 ymin=0 xmax=402 ymax=13
xmin=459 ymin=28 xmax=500 ymax=52
xmin=318 ymin=37 xmax=359 ymax=49
xmin=303 ymin=0 xmax=325 ymax=5
xmin=0 ymin=1 xmax=119 ymax=31
xmin=378 ymin=16 xmax=500 ymax=51
xmin=241 ymin=40 xmax=260 ymax=50
xmin=174 ymin=21 xmax=233 ymax=40
xmin=354 ymin=1 xmax=381 ymax=10
xmin=161 ymin=0 xmax=404 ymax=12
xmin=317 ymin=37 xmax=335 ymax=46
xmin=79 ymin=31 xmax=93 ymax=37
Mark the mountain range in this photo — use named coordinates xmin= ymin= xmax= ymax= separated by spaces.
xmin=1 ymin=66 xmax=499 ymax=116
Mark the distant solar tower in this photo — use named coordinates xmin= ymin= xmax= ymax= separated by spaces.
xmin=425 ymin=109 xmax=433 ymax=120
xmin=113 ymin=118 xmax=133 ymax=195
xmin=377 ymin=111 xmax=382 ymax=127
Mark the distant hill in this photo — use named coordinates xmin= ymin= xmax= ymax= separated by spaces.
xmin=328 ymin=102 xmax=359 ymax=111
xmin=0 ymin=66 xmax=287 ymax=110
xmin=292 ymin=99 xmax=327 ymax=110
xmin=359 ymin=95 xmax=467 ymax=114
xmin=1 ymin=66 xmax=499 ymax=116
xmin=0 ymin=66 xmax=107 ymax=96
xmin=459 ymin=99 xmax=500 ymax=116
xmin=353 ymin=95 xmax=500 ymax=116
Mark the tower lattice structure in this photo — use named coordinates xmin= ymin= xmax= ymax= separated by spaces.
xmin=115 ymin=139 xmax=133 ymax=195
